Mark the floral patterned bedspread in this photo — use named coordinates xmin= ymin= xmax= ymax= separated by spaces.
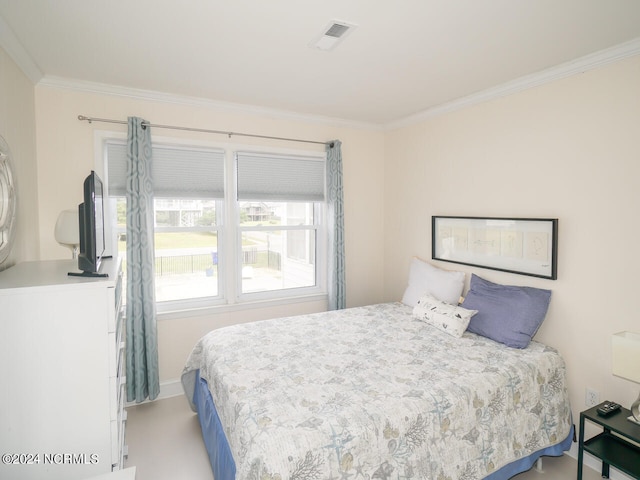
xmin=182 ymin=302 xmax=572 ymax=480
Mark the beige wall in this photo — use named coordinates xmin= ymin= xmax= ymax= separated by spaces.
xmin=34 ymin=85 xmax=386 ymax=381
xmin=384 ymin=55 xmax=640 ymax=426
xmin=0 ymin=46 xmax=38 ymax=267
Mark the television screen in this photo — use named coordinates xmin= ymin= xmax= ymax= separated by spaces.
xmin=76 ymin=171 xmax=107 ymax=276
xmin=93 ymin=174 xmax=105 ymax=261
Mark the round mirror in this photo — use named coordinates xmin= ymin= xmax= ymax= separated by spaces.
xmin=0 ymin=135 xmax=17 ymax=266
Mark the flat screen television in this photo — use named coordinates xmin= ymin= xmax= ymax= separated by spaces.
xmin=75 ymin=170 xmax=107 ymax=277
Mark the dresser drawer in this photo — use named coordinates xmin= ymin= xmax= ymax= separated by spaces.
xmin=109 ymin=352 xmax=126 ymax=420
xmin=108 ymin=315 xmax=125 ymax=377
xmin=110 ymin=380 xmax=127 ymax=469
xmin=108 ymin=269 xmax=124 ymax=333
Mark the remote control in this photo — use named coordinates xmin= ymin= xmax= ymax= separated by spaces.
xmin=597 ymin=401 xmax=621 ymax=417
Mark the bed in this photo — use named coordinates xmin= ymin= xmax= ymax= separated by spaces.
xmin=181 ymin=290 xmax=573 ymax=479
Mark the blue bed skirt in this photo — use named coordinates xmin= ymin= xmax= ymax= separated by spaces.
xmin=193 ymin=372 xmax=236 ymax=480
xmin=193 ymin=372 xmax=574 ymax=479
xmin=485 ymin=424 xmax=574 ymax=479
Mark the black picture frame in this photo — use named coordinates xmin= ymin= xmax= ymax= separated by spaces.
xmin=432 ymin=216 xmax=558 ymax=280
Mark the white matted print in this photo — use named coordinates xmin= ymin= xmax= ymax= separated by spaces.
xmin=432 ymin=216 xmax=557 ymax=279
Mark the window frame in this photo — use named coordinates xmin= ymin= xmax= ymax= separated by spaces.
xmin=96 ymin=131 xmax=328 ymax=314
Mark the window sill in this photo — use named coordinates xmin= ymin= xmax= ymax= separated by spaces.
xmin=157 ymin=292 xmax=328 ymax=321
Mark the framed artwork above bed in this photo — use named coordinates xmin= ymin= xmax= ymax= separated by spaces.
xmin=432 ymin=216 xmax=558 ymax=280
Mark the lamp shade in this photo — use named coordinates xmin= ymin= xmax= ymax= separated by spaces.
xmin=54 ymin=209 xmax=79 ymax=256
xmin=612 ymin=331 xmax=640 ymax=384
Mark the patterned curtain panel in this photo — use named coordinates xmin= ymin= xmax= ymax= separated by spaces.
xmin=126 ymin=117 xmax=160 ymax=402
xmin=326 ymin=140 xmax=346 ymax=310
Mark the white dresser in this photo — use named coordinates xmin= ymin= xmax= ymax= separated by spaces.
xmin=0 ymin=258 xmax=127 ymax=480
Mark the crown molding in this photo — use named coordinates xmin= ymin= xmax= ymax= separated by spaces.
xmin=385 ymin=36 xmax=640 ymax=131
xmin=38 ymin=75 xmax=382 ymax=131
xmin=0 ymin=14 xmax=42 ymax=83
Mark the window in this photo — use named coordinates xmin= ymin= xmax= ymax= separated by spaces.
xmin=104 ymin=139 xmax=326 ymax=310
xmin=237 ymin=151 xmax=325 ymax=297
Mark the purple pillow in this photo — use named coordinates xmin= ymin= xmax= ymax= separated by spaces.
xmin=462 ymin=274 xmax=551 ymax=348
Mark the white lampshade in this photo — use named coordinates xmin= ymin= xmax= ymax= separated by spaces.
xmin=54 ymin=209 xmax=79 ymax=258
xmin=612 ymin=331 xmax=640 ymax=423
xmin=612 ymin=332 xmax=640 ymax=383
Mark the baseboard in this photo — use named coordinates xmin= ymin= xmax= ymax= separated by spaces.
xmin=125 ymin=379 xmax=184 ymax=407
xmin=158 ymin=379 xmax=185 ymax=400
xmin=565 ymin=442 xmax=634 ymax=480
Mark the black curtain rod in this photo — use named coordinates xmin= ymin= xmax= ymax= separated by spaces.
xmin=77 ymin=115 xmax=334 ymax=147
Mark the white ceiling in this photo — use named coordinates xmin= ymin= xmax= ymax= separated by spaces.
xmin=1 ymin=0 xmax=640 ymax=126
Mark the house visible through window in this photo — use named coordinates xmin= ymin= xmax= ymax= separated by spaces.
xmin=104 ymin=140 xmax=326 ymax=310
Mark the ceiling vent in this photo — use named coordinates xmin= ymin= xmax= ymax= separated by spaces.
xmin=309 ymin=20 xmax=357 ymax=51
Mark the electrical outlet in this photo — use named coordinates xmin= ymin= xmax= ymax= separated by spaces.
xmin=585 ymin=388 xmax=600 ymax=407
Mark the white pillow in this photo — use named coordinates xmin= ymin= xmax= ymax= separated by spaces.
xmin=401 ymin=257 xmax=465 ymax=306
xmin=413 ymin=294 xmax=477 ymax=338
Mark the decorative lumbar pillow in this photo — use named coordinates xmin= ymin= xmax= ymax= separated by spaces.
xmin=462 ymin=274 xmax=552 ymax=349
xmin=413 ymin=294 xmax=478 ymax=338
xmin=401 ymin=257 xmax=465 ymax=306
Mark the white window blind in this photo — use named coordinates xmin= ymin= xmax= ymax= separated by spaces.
xmin=106 ymin=142 xmax=225 ymax=198
xmin=236 ymin=152 xmax=325 ymax=202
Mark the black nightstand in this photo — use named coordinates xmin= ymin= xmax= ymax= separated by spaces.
xmin=578 ymin=402 xmax=640 ymax=479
